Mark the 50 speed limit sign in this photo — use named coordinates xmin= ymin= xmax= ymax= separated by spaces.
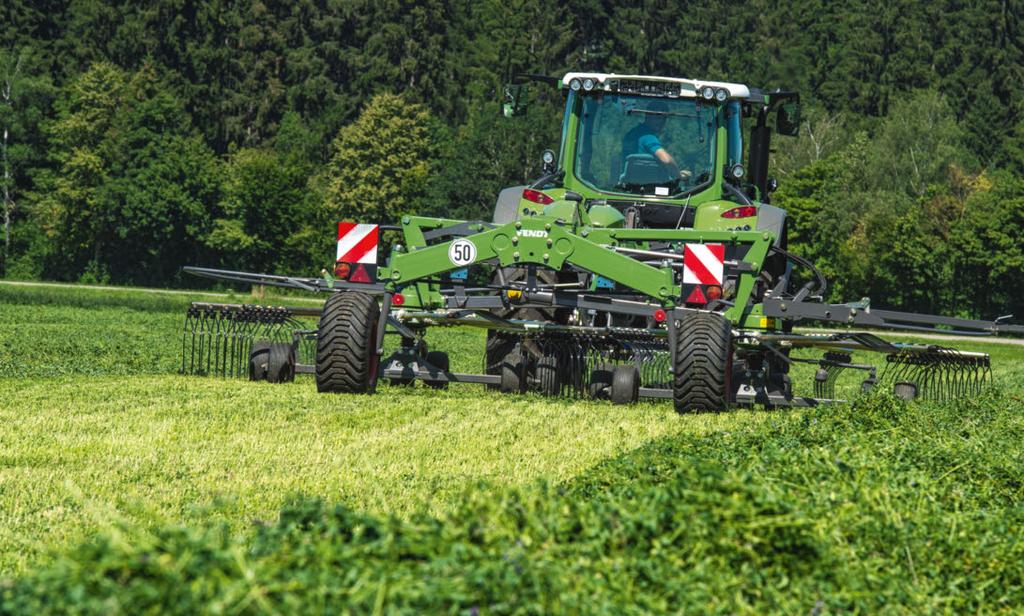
xmin=448 ymin=239 xmax=477 ymax=266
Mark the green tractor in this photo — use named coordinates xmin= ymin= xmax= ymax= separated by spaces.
xmin=183 ymin=72 xmax=1022 ymax=411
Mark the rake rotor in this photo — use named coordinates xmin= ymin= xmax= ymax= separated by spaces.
xmin=492 ymin=331 xmax=672 ymax=397
xmin=181 ymin=303 xmax=307 ymax=378
xmin=881 ymin=347 xmax=992 ymax=402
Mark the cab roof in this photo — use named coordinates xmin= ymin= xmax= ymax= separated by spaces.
xmin=560 ymin=72 xmax=751 ymax=100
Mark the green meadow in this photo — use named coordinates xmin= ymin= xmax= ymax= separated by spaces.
xmin=1 ymin=282 xmax=1022 ymax=613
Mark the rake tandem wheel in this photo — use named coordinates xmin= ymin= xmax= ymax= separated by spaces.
xmin=316 ymin=291 xmax=380 ymax=394
xmin=672 ymin=311 xmax=732 ymax=413
xmin=181 ymin=70 xmax=1024 ymax=408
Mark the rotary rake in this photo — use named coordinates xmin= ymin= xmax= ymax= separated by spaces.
xmin=179 ymin=70 xmax=1023 ymax=411
xmin=182 ymin=302 xmax=318 ymax=381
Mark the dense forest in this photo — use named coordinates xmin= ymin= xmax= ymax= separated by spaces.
xmin=2 ymin=0 xmax=1023 ymax=316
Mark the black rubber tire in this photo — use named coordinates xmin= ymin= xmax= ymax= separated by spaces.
xmin=588 ymin=363 xmax=615 ymax=399
xmin=315 ymin=292 xmax=380 ymax=394
xmin=266 ymin=342 xmax=296 ymax=383
xmin=424 ymin=351 xmax=450 ymax=390
xmin=536 ymin=353 xmax=560 ymax=396
xmin=485 ymin=331 xmax=519 ymax=389
xmin=499 ymin=347 xmax=526 ymax=394
xmin=249 ymin=340 xmax=272 ymax=381
xmin=611 ymin=365 xmax=640 ymax=405
xmin=672 ymin=311 xmax=733 ymax=413
xmin=894 ymin=381 xmax=917 ymax=401
xmin=484 ymin=267 xmax=574 ymax=388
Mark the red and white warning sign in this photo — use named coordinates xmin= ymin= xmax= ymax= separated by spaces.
xmin=682 ymin=243 xmax=725 ymax=285
xmin=336 ymin=222 xmax=379 ymax=264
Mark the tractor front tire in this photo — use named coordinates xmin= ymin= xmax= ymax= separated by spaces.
xmin=672 ymin=311 xmax=732 ymax=413
xmin=316 ymin=292 xmax=380 ymax=394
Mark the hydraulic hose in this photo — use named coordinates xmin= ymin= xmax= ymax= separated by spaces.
xmin=770 ymin=244 xmax=828 ymax=299
xmin=723 ymin=181 xmax=753 ymax=205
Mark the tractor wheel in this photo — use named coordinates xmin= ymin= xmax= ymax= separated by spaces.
xmin=588 ymin=363 xmax=615 ymax=399
xmin=611 ymin=365 xmax=640 ymax=405
xmin=424 ymin=351 xmax=450 ymax=390
xmin=249 ymin=340 xmax=272 ymax=381
xmin=499 ymin=346 xmax=526 ymax=394
xmin=536 ymin=353 xmax=560 ymax=396
xmin=316 ymin=292 xmax=381 ymax=394
xmin=266 ymin=343 xmax=296 ymax=383
xmin=672 ymin=310 xmax=733 ymax=413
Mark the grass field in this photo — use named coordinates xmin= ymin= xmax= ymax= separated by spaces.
xmin=1 ymin=282 xmax=1022 ymax=612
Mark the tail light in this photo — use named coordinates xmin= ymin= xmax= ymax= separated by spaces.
xmin=721 ymin=206 xmax=757 ymax=219
xmin=522 ymin=188 xmax=554 ymax=205
xmin=336 ymin=261 xmax=374 ymax=283
xmin=706 ymin=285 xmax=723 ymax=301
xmin=334 ymin=261 xmax=351 ymax=279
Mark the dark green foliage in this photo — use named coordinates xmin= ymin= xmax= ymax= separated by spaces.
xmin=3 ymin=392 xmax=1022 ymax=613
xmin=208 ymin=147 xmax=315 ymax=275
xmin=2 ymin=0 xmax=1024 ymax=315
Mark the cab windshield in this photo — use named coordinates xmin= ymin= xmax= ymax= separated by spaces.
xmin=574 ymin=94 xmax=717 ymax=197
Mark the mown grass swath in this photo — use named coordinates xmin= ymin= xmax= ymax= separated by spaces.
xmin=2 ymin=393 xmax=1022 ymax=614
xmin=2 ymin=282 xmax=1023 ymax=613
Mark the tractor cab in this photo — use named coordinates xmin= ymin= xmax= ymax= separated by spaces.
xmin=500 ymin=72 xmax=800 ymax=236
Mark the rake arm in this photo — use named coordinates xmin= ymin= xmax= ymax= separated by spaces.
xmin=762 ymin=298 xmax=1024 ymax=337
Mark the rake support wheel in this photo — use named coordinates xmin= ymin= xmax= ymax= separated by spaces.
xmin=673 ymin=310 xmax=732 ymax=413
xmin=611 ymin=365 xmax=640 ymax=405
xmin=536 ymin=353 xmax=560 ymax=396
xmin=316 ymin=292 xmax=380 ymax=394
xmin=266 ymin=343 xmax=296 ymax=383
xmin=249 ymin=340 xmax=272 ymax=381
xmin=499 ymin=346 xmax=526 ymax=394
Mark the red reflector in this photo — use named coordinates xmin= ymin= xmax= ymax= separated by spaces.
xmin=334 ymin=262 xmax=351 ymax=279
xmin=350 ymin=264 xmax=372 ymax=283
xmin=653 ymin=308 xmax=667 ymax=323
xmin=522 ymin=188 xmax=554 ymax=205
xmin=392 ymin=292 xmax=405 ymax=306
xmin=685 ymin=286 xmax=707 ymax=306
xmin=721 ymin=206 xmax=758 ymax=219
xmin=706 ymin=284 xmax=723 ymax=301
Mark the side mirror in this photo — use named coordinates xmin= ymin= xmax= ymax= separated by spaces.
xmin=776 ymin=101 xmax=801 ymax=136
xmin=502 ymin=83 xmax=528 ymax=117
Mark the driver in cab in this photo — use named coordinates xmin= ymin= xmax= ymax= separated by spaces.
xmin=621 ymin=100 xmax=691 ymax=182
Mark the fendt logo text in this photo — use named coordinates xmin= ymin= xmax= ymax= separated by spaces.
xmin=517 ymin=230 xmax=548 ymax=238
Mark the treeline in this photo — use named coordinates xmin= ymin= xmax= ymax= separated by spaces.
xmin=1 ymin=0 xmax=1023 ymax=315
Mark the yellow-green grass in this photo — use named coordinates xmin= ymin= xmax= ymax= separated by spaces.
xmin=1 ymin=282 xmax=1021 ymax=578
xmin=0 ymin=283 xmax=763 ymax=573
xmin=0 ymin=377 xmax=770 ymax=573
